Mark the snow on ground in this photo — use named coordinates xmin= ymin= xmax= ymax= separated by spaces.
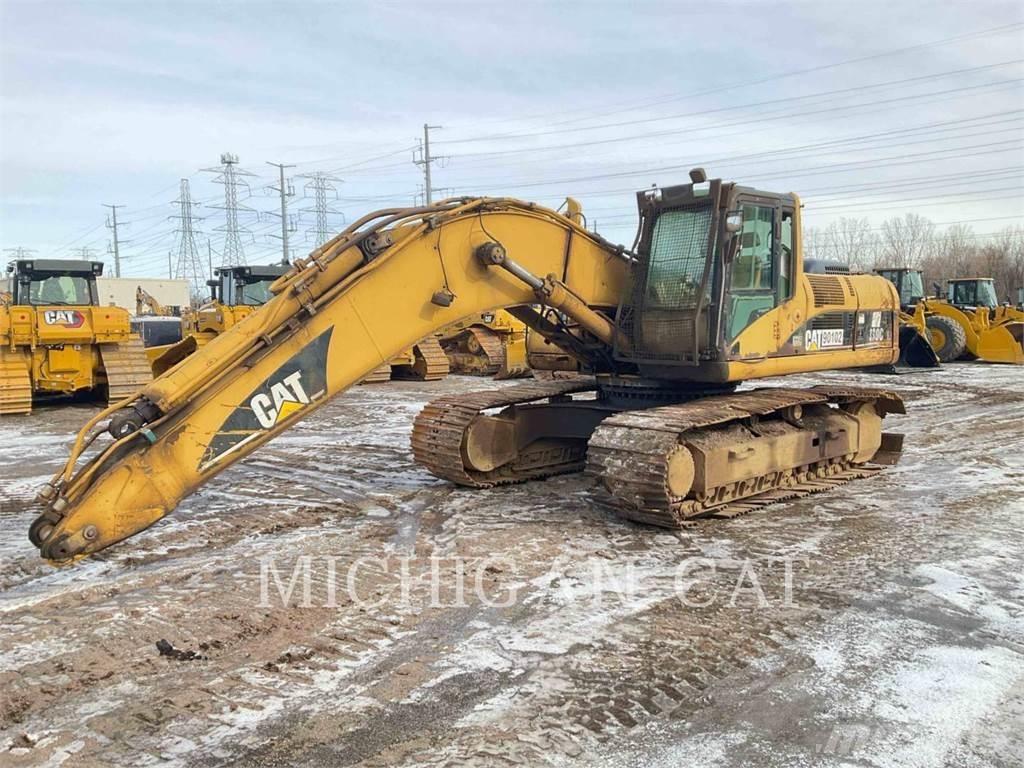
xmin=1 ymin=366 xmax=1022 ymax=767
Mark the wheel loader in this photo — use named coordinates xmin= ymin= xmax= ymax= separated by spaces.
xmin=438 ymin=309 xmax=530 ymax=378
xmin=31 ymin=170 xmax=907 ymax=563
xmin=876 ymin=268 xmax=1023 ymax=364
xmin=0 ymin=259 xmax=152 ymax=416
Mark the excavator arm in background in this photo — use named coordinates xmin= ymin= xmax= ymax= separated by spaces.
xmin=31 ymin=198 xmax=630 ymax=562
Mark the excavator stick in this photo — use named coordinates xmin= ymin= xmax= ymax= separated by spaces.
xmin=0 ymin=348 xmax=32 ymax=415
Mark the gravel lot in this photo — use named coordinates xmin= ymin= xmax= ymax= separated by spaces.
xmin=1 ymin=365 xmax=1022 ymax=767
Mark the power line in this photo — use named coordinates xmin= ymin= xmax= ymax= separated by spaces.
xmin=438 ymin=60 xmax=1024 ymax=146
xmin=446 ymin=21 xmax=1024 ymax=135
xmin=102 ymin=204 xmax=125 ymax=278
xmin=413 ymin=124 xmax=447 ymax=205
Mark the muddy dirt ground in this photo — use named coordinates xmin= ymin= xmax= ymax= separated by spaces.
xmin=1 ymin=365 xmax=1022 ymax=767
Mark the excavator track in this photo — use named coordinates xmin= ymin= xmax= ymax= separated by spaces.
xmin=587 ymin=386 xmax=904 ymax=528
xmin=401 ymin=337 xmax=450 ymax=381
xmin=412 ymin=377 xmax=598 ymax=487
xmin=443 ymin=327 xmax=505 ymax=376
xmin=361 ymin=364 xmax=392 ymax=384
xmin=99 ymin=337 xmax=153 ymax=404
xmin=0 ymin=348 xmax=32 ymax=415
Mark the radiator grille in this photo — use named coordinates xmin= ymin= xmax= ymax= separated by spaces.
xmin=807 ymin=275 xmax=847 ymax=307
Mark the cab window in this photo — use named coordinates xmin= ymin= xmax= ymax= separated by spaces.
xmin=26 ymin=275 xmax=91 ymax=306
xmin=731 ymin=205 xmax=773 ymax=292
xmin=726 ymin=203 xmax=776 ymax=341
xmin=779 ymin=210 xmax=794 ymax=301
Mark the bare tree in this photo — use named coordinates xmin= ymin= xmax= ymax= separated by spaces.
xmin=879 ymin=213 xmax=935 ymax=268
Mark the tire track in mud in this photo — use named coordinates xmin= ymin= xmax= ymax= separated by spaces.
xmin=1 ymin=368 xmax=1022 ymax=766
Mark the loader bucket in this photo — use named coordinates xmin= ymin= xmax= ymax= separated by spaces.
xmin=897 ymin=324 xmax=940 ymax=368
xmin=974 ymin=322 xmax=1024 ymax=365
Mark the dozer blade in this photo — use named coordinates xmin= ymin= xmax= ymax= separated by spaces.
xmin=0 ymin=347 xmax=32 ymax=415
xmin=974 ymin=322 xmax=1024 ymax=365
xmin=148 ymin=335 xmax=198 ymax=378
xmin=99 ymin=337 xmax=153 ymax=404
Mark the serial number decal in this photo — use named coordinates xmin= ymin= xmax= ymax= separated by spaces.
xmin=805 ymin=328 xmax=846 ymax=350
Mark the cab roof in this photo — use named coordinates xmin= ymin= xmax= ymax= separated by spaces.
xmin=215 ymin=264 xmax=289 ymax=280
xmin=7 ymin=259 xmax=104 ymax=276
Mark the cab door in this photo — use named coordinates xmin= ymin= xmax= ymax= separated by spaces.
xmin=725 ymin=201 xmax=777 ymax=343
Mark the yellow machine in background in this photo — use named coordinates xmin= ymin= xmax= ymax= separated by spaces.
xmin=0 ymin=259 xmax=152 ymax=415
xmin=876 ymin=269 xmax=1023 ymax=364
xmin=438 ymin=309 xmax=530 ymax=378
xmin=31 ymin=171 xmax=907 ymax=562
xmin=360 ymin=337 xmax=450 ymax=383
xmin=146 ymin=264 xmax=289 ymax=374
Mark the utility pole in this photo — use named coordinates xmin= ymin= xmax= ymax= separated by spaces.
xmin=299 ymin=172 xmax=343 ymax=247
xmin=413 ymin=123 xmax=447 ymax=205
xmin=73 ymin=246 xmax=99 ymax=260
xmin=170 ymin=178 xmax=206 ymax=294
xmin=203 ymin=153 xmax=256 ymax=266
xmin=3 ymin=247 xmax=37 ymax=260
xmin=207 ymin=240 xmax=214 ymax=280
xmin=266 ymin=162 xmax=296 ymax=265
xmin=103 ymin=204 xmax=124 ymax=277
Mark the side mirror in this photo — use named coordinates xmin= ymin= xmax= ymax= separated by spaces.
xmin=725 ymin=211 xmax=744 ymax=233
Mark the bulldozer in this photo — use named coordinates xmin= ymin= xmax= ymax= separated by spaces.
xmin=30 ymin=170 xmax=908 ymax=563
xmin=876 ymin=268 xmax=1023 ymax=364
xmin=438 ymin=309 xmax=530 ymax=378
xmin=0 ymin=259 xmax=152 ymax=415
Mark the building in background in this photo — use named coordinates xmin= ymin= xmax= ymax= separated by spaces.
xmin=96 ymin=278 xmax=190 ymax=314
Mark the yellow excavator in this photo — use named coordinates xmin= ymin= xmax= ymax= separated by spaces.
xmin=438 ymin=309 xmax=530 ymax=378
xmin=30 ymin=171 xmax=906 ymax=562
xmin=1 ymin=259 xmax=152 ymax=415
xmin=876 ymin=268 xmax=1023 ymax=364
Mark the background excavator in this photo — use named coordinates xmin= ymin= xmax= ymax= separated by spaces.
xmin=30 ymin=170 xmax=906 ymax=563
xmin=876 ymin=268 xmax=1024 ymax=364
xmin=1 ymin=259 xmax=152 ymax=415
xmin=437 ymin=309 xmax=530 ymax=378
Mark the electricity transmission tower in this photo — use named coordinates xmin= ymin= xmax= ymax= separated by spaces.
xmin=413 ymin=123 xmax=448 ymax=205
xmin=203 ymin=153 xmax=256 ymax=266
xmin=170 ymin=179 xmax=206 ymax=293
xmin=73 ymin=246 xmax=99 ymax=260
xmin=266 ymin=162 xmax=296 ymax=264
xmin=299 ymin=172 xmax=344 ymax=247
xmin=103 ymin=204 xmax=125 ymax=277
xmin=3 ymin=247 xmax=37 ymax=260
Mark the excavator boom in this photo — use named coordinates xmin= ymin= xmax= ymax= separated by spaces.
xmin=32 ymin=198 xmax=628 ymax=560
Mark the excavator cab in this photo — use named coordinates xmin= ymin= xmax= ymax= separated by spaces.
xmin=620 ymin=171 xmax=800 ymax=373
xmin=210 ymin=265 xmax=289 ymax=307
xmin=946 ymin=278 xmax=999 ymax=310
xmin=7 ymin=259 xmax=103 ymax=307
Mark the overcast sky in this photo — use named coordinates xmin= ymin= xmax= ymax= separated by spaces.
xmin=1 ymin=0 xmax=1022 ymax=276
